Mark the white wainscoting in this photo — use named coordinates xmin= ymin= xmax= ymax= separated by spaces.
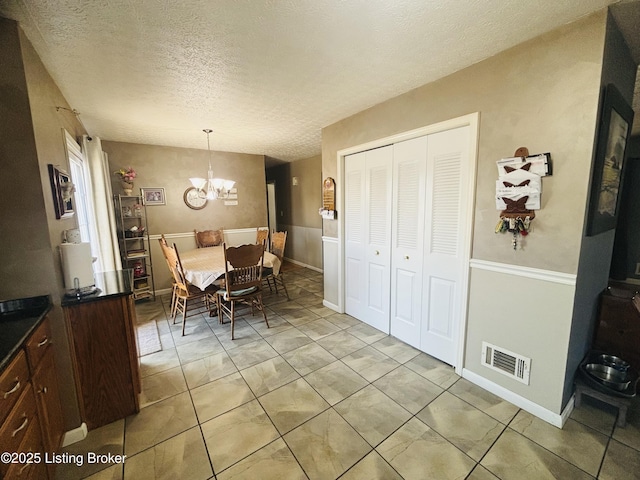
xmin=278 ymin=224 xmax=323 ymax=271
xmin=465 ymin=259 xmax=578 ymax=420
xmin=322 ymin=236 xmax=340 ymax=312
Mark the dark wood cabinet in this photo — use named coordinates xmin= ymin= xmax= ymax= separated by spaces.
xmin=593 ymin=287 xmax=640 ymax=371
xmin=0 ymin=314 xmax=63 ymax=479
xmin=31 ymin=347 xmax=65 ymax=454
xmin=24 ymin=316 xmax=65 ymax=455
xmin=64 ymin=293 xmax=140 ymax=430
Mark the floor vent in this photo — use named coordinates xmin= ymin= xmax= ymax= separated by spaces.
xmin=481 ymin=342 xmax=531 ymax=385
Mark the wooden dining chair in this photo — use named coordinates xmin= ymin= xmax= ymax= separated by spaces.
xmin=194 ymin=228 xmax=224 ymax=248
xmin=263 ymin=231 xmax=290 ymax=300
xmin=216 ymin=243 xmax=269 ymax=339
xmin=158 ymin=235 xmax=178 ymax=313
xmin=256 ymin=228 xmax=269 ymax=248
xmin=164 ymin=241 xmax=217 ymax=335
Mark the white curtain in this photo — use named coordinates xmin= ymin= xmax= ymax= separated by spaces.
xmin=82 ymin=135 xmax=122 ymax=273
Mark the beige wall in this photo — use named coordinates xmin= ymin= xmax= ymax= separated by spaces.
xmin=321 ymin=11 xmax=608 ymax=415
xmin=103 ymin=141 xmax=268 ymax=235
xmin=0 ymin=18 xmax=86 ymax=429
xmin=266 ymin=155 xmax=323 ymax=269
xmin=288 ymin=155 xmax=323 ymax=228
xmin=322 ymin=11 xmax=606 ymax=275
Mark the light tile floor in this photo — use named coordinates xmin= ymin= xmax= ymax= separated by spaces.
xmin=57 ymin=264 xmax=640 ymax=479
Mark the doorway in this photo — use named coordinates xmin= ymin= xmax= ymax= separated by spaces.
xmin=267 ymin=182 xmax=277 ymax=235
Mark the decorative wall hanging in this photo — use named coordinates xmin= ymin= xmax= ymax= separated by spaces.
xmin=141 ymin=187 xmax=166 ymax=205
xmin=586 ymin=84 xmax=634 ymax=236
xmin=48 ymin=164 xmax=75 ymax=219
xmin=494 ymin=148 xmax=551 ymax=250
xmin=183 ymin=187 xmax=207 ymax=210
xmin=320 ymin=177 xmax=336 ymax=219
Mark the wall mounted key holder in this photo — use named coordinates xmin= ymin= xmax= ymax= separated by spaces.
xmin=495 ymin=147 xmax=549 ymax=250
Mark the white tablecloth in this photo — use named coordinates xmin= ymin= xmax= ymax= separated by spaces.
xmin=179 ymin=246 xmax=281 ymax=291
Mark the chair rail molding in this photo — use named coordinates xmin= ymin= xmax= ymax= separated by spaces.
xmin=469 ymin=259 xmax=577 ymax=285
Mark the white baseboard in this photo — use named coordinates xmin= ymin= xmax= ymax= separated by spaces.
xmin=322 ymin=299 xmax=340 ymax=312
xmin=284 ymin=257 xmax=323 ymax=273
xmin=462 ymin=369 xmax=572 ymax=428
xmin=154 ymin=287 xmax=173 ymax=296
xmin=560 ymin=394 xmax=575 ymax=426
xmin=62 ymin=422 xmax=88 ymax=447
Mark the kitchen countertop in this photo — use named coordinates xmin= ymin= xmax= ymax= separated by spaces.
xmin=0 ymin=295 xmax=51 ymax=371
xmin=1 ymin=271 xmax=135 ymax=371
xmin=61 ymin=270 xmax=134 ymax=307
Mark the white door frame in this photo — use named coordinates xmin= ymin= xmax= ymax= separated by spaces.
xmin=336 ymin=112 xmax=480 ymax=373
xmin=266 ymin=181 xmax=277 ymax=234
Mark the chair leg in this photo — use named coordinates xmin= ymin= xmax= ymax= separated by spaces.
xmin=278 ymin=273 xmax=290 ymax=300
xmin=217 ymin=294 xmax=223 ymax=324
xmin=170 ymin=284 xmax=177 ymax=316
xmin=181 ymin=299 xmax=188 ymax=336
xmin=258 ymin=294 xmax=269 ymax=329
xmin=208 ymin=294 xmax=218 ymax=317
xmin=172 ymin=297 xmax=181 ymax=324
xmin=230 ymin=300 xmax=236 ymax=340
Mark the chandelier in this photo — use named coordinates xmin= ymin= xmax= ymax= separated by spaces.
xmin=189 ymin=129 xmax=235 ymax=200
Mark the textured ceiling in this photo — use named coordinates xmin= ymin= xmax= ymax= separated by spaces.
xmin=1 ymin=0 xmax=637 ymax=162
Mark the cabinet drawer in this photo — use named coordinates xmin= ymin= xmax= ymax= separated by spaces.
xmin=2 ymin=418 xmax=46 ymax=480
xmin=25 ymin=316 xmax=52 ymax=373
xmin=0 ymin=350 xmax=30 ymax=425
xmin=0 ymin=383 xmax=39 ymax=476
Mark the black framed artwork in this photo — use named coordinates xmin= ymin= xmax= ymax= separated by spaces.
xmin=48 ymin=164 xmax=75 ymax=219
xmin=586 ymin=84 xmax=634 ymax=236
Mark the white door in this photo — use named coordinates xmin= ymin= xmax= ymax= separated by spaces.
xmin=420 ymin=125 xmax=471 ymax=365
xmin=345 ymin=146 xmax=393 ymax=332
xmin=390 ymin=136 xmax=428 ymax=348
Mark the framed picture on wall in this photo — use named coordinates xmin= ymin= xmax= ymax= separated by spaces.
xmin=586 ymin=84 xmax=634 ymax=236
xmin=48 ymin=164 xmax=75 ymax=219
xmin=141 ymin=187 xmax=166 ymax=205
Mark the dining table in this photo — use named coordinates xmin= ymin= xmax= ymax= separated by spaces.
xmin=179 ymin=245 xmax=281 ymax=291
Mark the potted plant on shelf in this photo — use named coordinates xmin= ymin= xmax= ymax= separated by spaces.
xmin=114 ymin=167 xmax=137 ymax=195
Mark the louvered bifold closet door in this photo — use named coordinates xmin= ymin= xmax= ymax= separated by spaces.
xmin=344 ymin=146 xmax=393 ymax=332
xmin=390 ymin=136 xmax=428 ymax=348
xmin=420 ymin=125 xmax=471 ymax=365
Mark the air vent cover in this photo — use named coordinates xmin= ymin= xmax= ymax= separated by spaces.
xmin=481 ymin=342 xmax=531 ymax=385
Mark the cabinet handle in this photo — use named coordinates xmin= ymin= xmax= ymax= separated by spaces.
xmin=3 ymin=379 xmax=20 ymax=399
xmin=19 ymin=459 xmax=31 ymax=475
xmin=12 ymin=416 xmax=28 ymax=437
xmin=404 ymin=255 xmax=410 ymax=260
xmin=38 ymin=386 xmax=48 ymax=395
xmin=374 ymin=250 xmax=379 ymax=255
xmin=37 ymin=337 xmax=49 ymax=347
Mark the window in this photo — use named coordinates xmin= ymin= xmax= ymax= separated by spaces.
xmin=65 ymin=131 xmax=95 ymax=253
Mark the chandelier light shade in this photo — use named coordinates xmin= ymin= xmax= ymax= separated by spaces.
xmin=190 ymin=129 xmax=235 ymax=199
